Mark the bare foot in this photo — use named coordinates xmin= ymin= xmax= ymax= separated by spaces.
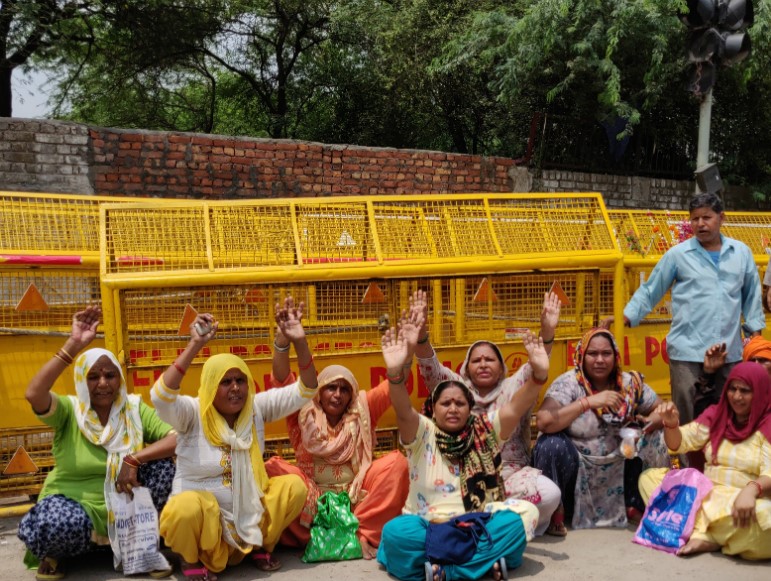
xmin=180 ymin=558 xmax=217 ymax=581
xmin=359 ymin=536 xmax=378 ymax=560
xmin=676 ymin=538 xmax=720 ymax=557
xmin=491 ymin=561 xmax=504 ymax=581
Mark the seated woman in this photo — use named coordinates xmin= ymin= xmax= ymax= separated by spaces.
xmin=639 ymin=361 xmax=771 ymax=560
xmin=377 ymin=309 xmax=541 ymax=581
xmin=18 ymin=306 xmax=176 ymax=581
xmin=265 ymin=297 xmax=409 ymax=559
xmin=150 ymin=312 xmax=318 ymax=581
xmin=413 ymin=290 xmax=562 ymax=536
xmin=532 ymin=327 xmax=669 ymax=530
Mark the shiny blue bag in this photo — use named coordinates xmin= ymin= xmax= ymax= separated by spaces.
xmin=425 ymin=511 xmax=492 ymax=565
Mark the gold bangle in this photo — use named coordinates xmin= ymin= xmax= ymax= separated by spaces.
xmin=59 ymin=345 xmax=76 ymax=361
xmin=53 ymin=352 xmax=71 ymax=366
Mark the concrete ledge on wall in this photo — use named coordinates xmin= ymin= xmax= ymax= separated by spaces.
xmin=0 ymin=118 xmax=93 ymax=195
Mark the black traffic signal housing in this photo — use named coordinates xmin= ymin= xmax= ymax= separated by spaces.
xmin=680 ymin=0 xmax=754 ymax=96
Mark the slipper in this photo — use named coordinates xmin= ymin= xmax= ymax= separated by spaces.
xmin=496 ymin=557 xmax=508 ymax=581
xmin=182 ymin=566 xmax=209 ymax=581
xmin=150 ymin=566 xmax=174 ymax=579
xmin=424 ymin=561 xmax=445 ymax=581
xmin=251 ymin=551 xmax=281 ymax=571
xmin=546 ymin=504 xmax=568 ymax=537
xmin=36 ymin=557 xmax=64 ymax=581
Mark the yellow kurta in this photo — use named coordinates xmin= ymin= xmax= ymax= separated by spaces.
xmin=639 ymin=422 xmax=771 ymax=560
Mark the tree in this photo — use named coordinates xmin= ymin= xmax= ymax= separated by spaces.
xmin=0 ymin=1 xmax=91 ymax=117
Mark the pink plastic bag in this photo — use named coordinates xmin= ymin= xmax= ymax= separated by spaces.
xmin=632 ymin=468 xmax=713 ymax=554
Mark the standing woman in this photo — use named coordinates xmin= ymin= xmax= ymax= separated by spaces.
xmin=412 ymin=290 xmax=562 ymax=536
xmin=265 ymin=297 xmax=409 ymax=559
xmin=151 ymin=312 xmax=318 ymax=581
xmin=533 ymin=327 xmax=669 ymax=530
xmin=18 ymin=306 xmax=177 ymax=581
xmin=639 ymin=362 xmax=771 ymax=560
xmin=377 ymin=310 xmax=541 ymax=581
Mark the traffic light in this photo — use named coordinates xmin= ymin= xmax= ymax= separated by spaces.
xmin=679 ymin=0 xmax=716 ymax=27
xmin=680 ymin=0 xmax=754 ymax=96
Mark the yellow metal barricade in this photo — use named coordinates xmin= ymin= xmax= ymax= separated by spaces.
xmin=4 ymin=192 xmax=771 ymax=499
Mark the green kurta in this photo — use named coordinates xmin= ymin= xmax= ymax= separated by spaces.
xmin=36 ymin=393 xmax=171 ymax=541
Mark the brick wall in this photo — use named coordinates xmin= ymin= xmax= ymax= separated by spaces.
xmin=66 ymin=123 xmax=515 ymax=198
xmin=5 ymin=118 xmax=754 ymax=210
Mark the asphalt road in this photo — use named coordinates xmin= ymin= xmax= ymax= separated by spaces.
xmin=1 ymin=513 xmax=768 ymax=580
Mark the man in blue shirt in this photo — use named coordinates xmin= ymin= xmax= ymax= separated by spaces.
xmin=609 ymin=193 xmax=765 ymax=425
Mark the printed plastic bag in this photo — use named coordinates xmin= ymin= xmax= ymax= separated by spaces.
xmin=302 ymin=491 xmax=363 ymax=562
xmin=110 ymin=487 xmax=171 ymax=575
xmin=633 ymin=468 xmax=713 ymax=553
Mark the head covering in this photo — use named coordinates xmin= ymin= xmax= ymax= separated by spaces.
xmin=695 ymin=361 xmax=771 ymax=460
xmin=421 ymin=380 xmax=503 ymax=511
xmin=298 ymin=365 xmax=372 ymax=503
xmin=69 ymin=348 xmax=142 ymax=563
xmin=199 ymin=353 xmax=267 ymax=548
xmin=742 ymin=335 xmax=771 ymax=362
xmin=574 ymin=328 xmax=642 ymax=423
xmin=458 ymin=341 xmax=508 ymax=406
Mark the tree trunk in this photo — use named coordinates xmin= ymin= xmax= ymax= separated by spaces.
xmin=0 ymin=66 xmax=13 ymax=117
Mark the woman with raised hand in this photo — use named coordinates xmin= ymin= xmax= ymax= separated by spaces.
xmin=18 ymin=306 xmax=176 ymax=581
xmin=377 ymin=309 xmax=542 ymax=581
xmin=639 ymin=361 xmax=771 ymax=560
xmin=151 ymin=311 xmax=318 ymax=581
xmin=533 ymin=327 xmax=669 ymax=531
xmin=265 ymin=297 xmax=409 ymax=559
xmin=412 ymin=290 xmax=562 ymax=536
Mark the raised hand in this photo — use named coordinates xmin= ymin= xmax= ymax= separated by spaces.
xmin=409 ymin=290 xmax=429 ymax=341
xmin=703 ymin=342 xmax=727 ymax=374
xmin=381 ymin=327 xmax=412 ymax=372
xmin=655 ymin=401 xmax=680 ymax=427
xmin=191 ymin=313 xmax=218 ymax=343
xmin=70 ymin=305 xmax=101 ymax=349
xmin=275 ymin=296 xmax=306 ymax=344
xmin=540 ymin=292 xmax=561 ymax=339
xmin=522 ymin=331 xmax=549 ymax=381
xmin=399 ymin=306 xmax=424 ymax=352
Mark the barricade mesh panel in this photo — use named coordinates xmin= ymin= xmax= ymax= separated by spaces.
xmin=0 ymin=270 xmax=101 ymax=333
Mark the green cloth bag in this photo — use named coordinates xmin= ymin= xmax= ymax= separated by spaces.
xmin=302 ymin=490 xmax=363 ymax=562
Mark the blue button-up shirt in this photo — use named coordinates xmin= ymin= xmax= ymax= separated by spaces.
xmin=624 ymin=235 xmax=765 ymax=363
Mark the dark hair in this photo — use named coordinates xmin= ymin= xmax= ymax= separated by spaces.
xmin=468 ymin=341 xmax=504 ymax=367
xmin=432 ymin=380 xmax=475 ymax=408
xmin=689 ymin=193 xmax=723 ymax=214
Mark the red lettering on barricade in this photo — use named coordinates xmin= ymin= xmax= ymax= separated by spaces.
xmin=152 ymin=349 xmax=162 ymax=361
xmin=623 ymin=336 xmax=630 ymax=367
xmin=132 ymin=371 xmax=150 ymax=387
xmin=371 ymin=366 xmax=386 ymax=387
xmin=645 ymin=336 xmax=660 ymax=366
xmin=129 ymin=350 xmax=147 ymax=365
xmin=153 ymin=370 xmax=162 ymax=381
xmin=230 ymin=346 xmax=248 ymax=357
xmin=662 ymin=338 xmax=670 ymax=364
xmin=567 ymin=342 xmax=577 ymax=366
xmin=254 ymin=344 xmax=271 ymax=355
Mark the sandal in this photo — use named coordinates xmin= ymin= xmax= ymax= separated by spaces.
xmin=491 ymin=557 xmax=508 ymax=581
xmin=251 ymin=551 xmax=282 ymax=571
xmin=545 ymin=504 xmax=568 ymax=537
xmin=150 ymin=566 xmax=174 ymax=579
xmin=36 ymin=557 xmax=64 ymax=581
xmin=182 ymin=566 xmax=210 ymax=581
xmin=424 ymin=561 xmax=445 ymax=581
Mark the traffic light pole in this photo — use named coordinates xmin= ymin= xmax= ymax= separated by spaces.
xmin=695 ymin=88 xmax=713 ymax=191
